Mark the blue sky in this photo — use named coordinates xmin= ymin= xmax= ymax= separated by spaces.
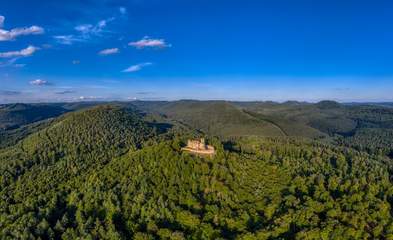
xmin=1 ymin=0 xmax=392 ymax=103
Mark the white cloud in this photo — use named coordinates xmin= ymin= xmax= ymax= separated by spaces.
xmin=128 ymin=36 xmax=171 ymax=49
xmin=30 ymin=79 xmax=50 ymax=86
xmin=0 ymin=45 xmax=38 ymax=67
xmin=0 ymin=45 xmax=39 ymax=58
xmin=122 ymin=62 xmax=152 ymax=73
xmin=0 ymin=16 xmax=44 ymax=41
xmin=98 ymin=48 xmax=119 ymax=55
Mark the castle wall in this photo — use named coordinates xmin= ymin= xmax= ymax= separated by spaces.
xmin=183 ymin=138 xmax=215 ymax=155
xmin=187 ymin=140 xmax=207 ymax=150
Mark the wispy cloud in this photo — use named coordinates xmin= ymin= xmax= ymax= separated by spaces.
xmin=75 ymin=24 xmax=95 ymax=34
xmin=0 ymin=90 xmax=21 ymax=96
xmin=13 ymin=63 xmax=26 ymax=68
xmin=55 ymin=90 xmax=75 ymax=95
xmin=72 ymin=60 xmax=80 ymax=65
xmin=53 ymin=35 xmax=84 ymax=45
xmin=122 ymin=62 xmax=152 ymax=72
xmin=0 ymin=45 xmax=38 ymax=68
xmin=0 ymin=45 xmax=39 ymax=58
xmin=75 ymin=18 xmax=113 ymax=37
xmin=98 ymin=48 xmax=119 ymax=55
xmin=0 ymin=16 xmax=44 ymax=41
xmin=136 ymin=91 xmax=154 ymax=95
xmin=30 ymin=79 xmax=51 ymax=86
xmin=0 ymin=57 xmax=26 ymax=68
xmin=129 ymin=36 xmax=171 ymax=49
xmin=41 ymin=44 xmax=52 ymax=49
xmin=54 ymin=18 xmax=114 ymax=45
xmin=0 ymin=16 xmax=4 ymax=28
xmin=333 ymin=87 xmax=351 ymax=91
xmin=78 ymin=96 xmax=101 ymax=101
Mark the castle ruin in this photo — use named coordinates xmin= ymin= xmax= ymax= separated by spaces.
xmin=182 ymin=138 xmax=215 ymax=155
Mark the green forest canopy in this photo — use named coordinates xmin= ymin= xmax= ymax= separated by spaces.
xmin=1 ymin=102 xmax=393 ymax=239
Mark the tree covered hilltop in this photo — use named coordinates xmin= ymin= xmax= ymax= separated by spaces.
xmin=1 ymin=101 xmax=393 ymax=239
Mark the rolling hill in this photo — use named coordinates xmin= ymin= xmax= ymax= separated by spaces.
xmin=0 ymin=105 xmax=154 ymax=190
xmin=132 ymin=100 xmax=286 ymax=137
xmin=2 ymin=100 xmax=393 ymax=143
xmin=0 ymin=103 xmax=68 ymax=130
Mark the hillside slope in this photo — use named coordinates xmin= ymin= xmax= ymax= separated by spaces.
xmin=1 ymin=105 xmax=154 ymax=186
xmin=134 ymin=100 xmax=286 ymax=137
xmin=0 ymin=106 xmax=154 ymax=215
xmin=0 ymin=103 xmax=68 ymax=130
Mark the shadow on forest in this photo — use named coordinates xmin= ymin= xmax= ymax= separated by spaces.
xmin=148 ymin=122 xmax=173 ymax=134
xmin=223 ymin=140 xmax=241 ymax=153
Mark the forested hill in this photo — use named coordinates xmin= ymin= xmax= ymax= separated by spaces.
xmin=0 ymin=102 xmax=104 ymax=131
xmin=0 ymin=103 xmax=67 ymax=130
xmin=1 ymin=102 xmax=393 ymax=239
xmin=131 ymin=100 xmax=393 ymax=153
xmin=0 ymin=105 xmax=156 ymax=236
xmin=0 ymin=105 xmax=154 ymax=187
xmin=136 ymin=101 xmax=287 ymax=137
xmin=2 ymin=100 xmax=393 ymax=140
